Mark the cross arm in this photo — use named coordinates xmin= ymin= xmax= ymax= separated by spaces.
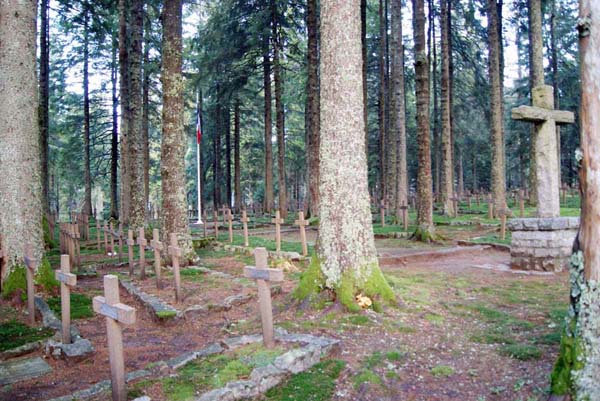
xmin=244 ymin=266 xmax=284 ymax=282
xmin=93 ymin=296 xmax=136 ymax=325
xmin=511 ymin=105 xmax=575 ymax=125
xmin=55 ymin=271 xmax=77 ymax=286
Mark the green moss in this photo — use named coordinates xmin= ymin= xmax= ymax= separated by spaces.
xmin=353 ymin=369 xmax=382 ymax=389
xmin=293 ymin=254 xmax=326 ymax=303
xmin=1 ymin=266 xmax=27 ymax=300
xmin=430 ymin=365 xmax=455 ymax=377
xmin=550 ymin=317 xmax=585 ymax=396
xmin=412 ymin=225 xmax=436 ymax=242
xmin=0 ymin=320 xmax=53 ymax=351
xmin=424 ymin=313 xmax=445 ymax=325
xmin=156 ymin=310 xmax=177 ymax=319
xmin=499 ymin=344 xmax=541 ymax=361
xmin=264 ymin=359 xmax=345 ymax=401
xmin=35 ymin=258 xmax=59 ymax=293
xmin=47 ymin=293 xmax=93 ymax=319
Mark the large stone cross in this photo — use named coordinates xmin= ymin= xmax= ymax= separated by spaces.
xmin=244 ymin=248 xmax=284 ymax=348
xmin=512 ymin=85 xmax=575 ymax=218
xmin=294 ymin=211 xmax=309 ymax=257
xmin=93 ymin=275 xmax=136 ymax=401
xmin=55 ymin=255 xmax=77 ymax=344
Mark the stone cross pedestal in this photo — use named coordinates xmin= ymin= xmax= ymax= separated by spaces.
xmin=168 ymin=234 xmax=182 ymax=302
xmin=137 ymin=228 xmax=147 ymax=280
xmin=294 ymin=211 xmax=309 ymax=257
xmin=512 ymin=85 xmax=574 ymax=218
xmin=127 ymin=230 xmax=135 ymax=275
xmin=150 ymin=229 xmax=163 ymax=289
xmin=93 ymin=275 xmax=136 ymax=401
xmin=272 ymin=210 xmax=284 ymax=252
xmin=244 ymin=248 xmax=284 ymax=348
xmin=55 ymin=255 xmax=77 ymax=344
xmin=23 ymin=244 xmax=37 ymax=326
xmin=241 ymin=210 xmax=250 ymax=247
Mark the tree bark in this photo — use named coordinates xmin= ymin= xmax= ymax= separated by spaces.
xmin=391 ymin=0 xmax=407 ymax=213
xmin=160 ymin=0 xmax=192 ymax=259
xmin=550 ymin=0 xmax=561 ymax=187
xmin=118 ymin=0 xmax=130 ymax=223
xmin=413 ymin=0 xmax=434 ymax=240
xmin=307 ymin=0 xmax=320 ymax=217
xmin=440 ymin=0 xmax=454 ymax=216
xmin=273 ymin=1 xmax=287 ymax=218
xmin=487 ymin=0 xmax=507 ymax=215
xmin=111 ymin=31 xmax=119 ymax=220
xmin=549 ymin=3 xmax=600 ymax=396
xmin=234 ymin=100 xmax=241 ymax=211
xmin=263 ymin=50 xmax=274 ymax=212
xmin=0 ymin=0 xmax=43 ymax=276
xmin=429 ymin=0 xmax=440 ymax=198
xmin=378 ymin=0 xmax=388 ymax=205
xmin=128 ymin=0 xmax=146 ymax=228
xmin=225 ymin=104 xmax=232 ymax=208
xmin=83 ymin=4 xmax=92 ymax=216
xmin=361 ymin=0 xmax=368 ymax=159
xmin=214 ymin=91 xmax=222 ymax=208
xmin=143 ymin=11 xmax=151 ymax=208
xmin=39 ymin=0 xmax=50 ymax=214
xmin=302 ymin=0 xmax=393 ymax=311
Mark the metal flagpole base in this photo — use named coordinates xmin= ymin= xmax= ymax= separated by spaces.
xmin=195 ymin=220 xmax=204 ymax=225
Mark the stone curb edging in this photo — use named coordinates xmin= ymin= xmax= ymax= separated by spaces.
xmin=214 ymin=242 xmax=306 ymax=262
xmin=119 ymin=279 xmax=178 ymax=321
xmin=45 ymin=329 xmax=339 ymax=401
xmin=456 ymin=240 xmax=511 ymax=252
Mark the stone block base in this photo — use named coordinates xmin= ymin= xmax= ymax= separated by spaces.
xmin=508 ymin=217 xmax=578 ymax=272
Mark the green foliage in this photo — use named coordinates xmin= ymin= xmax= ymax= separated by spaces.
xmin=430 ymin=365 xmax=455 ymax=377
xmin=499 ymin=344 xmax=542 ymax=361
xmin=264 ymin=359 xmax=345 ymax=401
xmin=1 ymin=266 xmax=27 ymax=300
xmin=47 ymin=293 xmax=93 ymax=319
xmin=0 ymin=320 xmax=53 ymax=352
xmin=353 ymin=369 xmax=382 ymax=389
xmin=293 ymin=255 xmax=326 ymax=304
xmin=42 ymin=215 xmax=56 ymax=249
xmin=35 ymin=257 xmax=59 ymax=293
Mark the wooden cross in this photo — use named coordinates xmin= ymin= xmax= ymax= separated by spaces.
xmin=294 ymin=211 xmax=309 ymax=257
xmin=96 ymin=220 xmax=101 ymax=250
xmin=103 ymin=221 xmax=109 ymax=253
xmin=93 ymin=275 xmax=136 ymax=401
xmin=487 ymin=194 xmax=494 ymax=220
xmin=272 ymin=210 xmax=284 ymax=252
xmin=498 ymin=208 xmax=511 ymax=240
xmin=213 ymin=210 xmax=219 ymax=239
xmin=55 ymin=255 xmax=77 ymax=344
xmin=127 ymin=230 xmax=135 ymax=275
xmin=150 ymin=229 xmax=163 ymax=289
xmin=244 ymin=248 xmax=284 ymax=348
xmin=399 ymin=204 xmax=409 ymax=231
xmin=167 ymin=234 xmax=182 ymax=302
xmin=241 ymin=210 xmax=250 ymax=247
xmin=512 ymin=85 xmax=574 ymax=218
xmin=137 ymin=228 xmax=147 ymax=280
xmin=73 ymin=224 xmax=81 ymax=268
xmin=227 ymin=209 xmax=234 ymax=243
xmin=23 ymin=244 xmax=37 ymax=326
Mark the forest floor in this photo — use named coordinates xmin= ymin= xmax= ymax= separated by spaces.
xmin=0 ymin=204 xmax=575 ymax=401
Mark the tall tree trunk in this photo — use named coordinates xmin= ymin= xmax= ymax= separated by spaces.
xmin=550 ymin=3 xmax=600 ymax=397
xmin=297 ymin=0 xmax=394 ymax=311
xmin=0 ymin=0 xmax=43 ymax=277
xmin=440 ymin=0 xmax=454 ymax=216
xmin=384 ymin=0 xmax=394 ymax=209
xmin=430 ymin=0 xmax=441 ymax=199
xmin=413 ymin=0 xmax=434 ymax=241
xmin=118 ymin=0 xmax=130 ymax=223
xmin=110 ymin=32 xmax=119 ymax=220
xmin=128 ymin=0 xmax=146 ymax=228
xmin=391 ymin=0 xmax=407 ymax=212
xmin=214 ymin=93 xmax=222 ymax=208
xmin=487 ymin=0 xmax=506 ymax=216
xmin=550 ymin=0 xmax=561 ymax=187
xmin=83 ymin=4 xmax=92 ymax=216
xmin=160 ymin=0 xmax=192 ymax=258
xmin=225 ymin=105 xmax=232 ymax=208
xmin=378 ymin=0 xmax=387 ymax=204
xmin=307 ymin=0 xmax=320 ymax=217
xmin=143 ymin=10 xmax=151 ymax=208
xmin=272 ymin=2 xmax=287 ymax=218
xmin=234 ymin=100 xmax=241 ymax=211
xmin=528 ymin=0 xmax=544 ymax=206
xmin=40 ymin=0 xmax=50 ymax=214
xmin=263 ymin=50 xmax=274 ymax=212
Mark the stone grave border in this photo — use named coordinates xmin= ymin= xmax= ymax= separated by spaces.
xmin=46 ymin=328 xmax=340 ymax=401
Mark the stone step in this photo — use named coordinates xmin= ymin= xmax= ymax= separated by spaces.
xmin=0 ymin=356 xmax=52 ymax=386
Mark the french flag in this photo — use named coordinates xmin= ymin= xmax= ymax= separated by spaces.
xmin=196 ymin=109 xmax=202 ymax=144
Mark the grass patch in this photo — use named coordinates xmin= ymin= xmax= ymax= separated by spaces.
xmin=430 ymin=365 xmax=455 ymax=377
xmin=424 ymin=313 xmax=445 ymax=325
xmin=470 ymin=328 xmax=516 ymax=345
xmin=353 ymin=369 xmax=382 ymax=389
xmin=264 ymin=359 xmax=346 ymax=401
xmin=0 ymin=320 xmax=53 ymax=352
xmin=46 ymin=293 xmax=94 ymax=320
xmin=499 ymin=344 xmax=542 ymax=361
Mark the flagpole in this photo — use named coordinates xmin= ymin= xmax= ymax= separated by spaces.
xmin=196 ymin=92 xmax=203 ymax=225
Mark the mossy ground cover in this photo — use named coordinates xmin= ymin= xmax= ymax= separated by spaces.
xmin=0 ymin=320 xmax=53 ymax=352
xmin=46 ymin=292 xmax=94 ymax=319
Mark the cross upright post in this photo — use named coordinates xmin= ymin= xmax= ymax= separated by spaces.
xmin=109 ymin=222 xmax=116 ymax=256
xmin=294 ymin=211 xmax=309 ymax=256
xmin=168 ymin=234 xmax=182 ymax=302
xmin=227 ymin=209 xmax=234 ymax=243
xmin=241 ymin=210 xmax=250 ymax=247
xmin=271 ymin=210 xmax=284 ymax=252
xmin=137 ymin=227 xmax=147 ymax=280
xmin=118 ymin=223 xmax=124 ymax=262
xmin=213 ymin=210 xmax=219 ymax=239
xmin=23 ymin=244 xmax=37 ymax=326
xmin=127 ymin=230 xmax=135 ymax=275
xmin=55 ymin=255 xmax=77 ymax=344
xmin=150 ymin=229 xmax=163 ymax=289
xmin=96 ymin=220 xmax=101 ymax=250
